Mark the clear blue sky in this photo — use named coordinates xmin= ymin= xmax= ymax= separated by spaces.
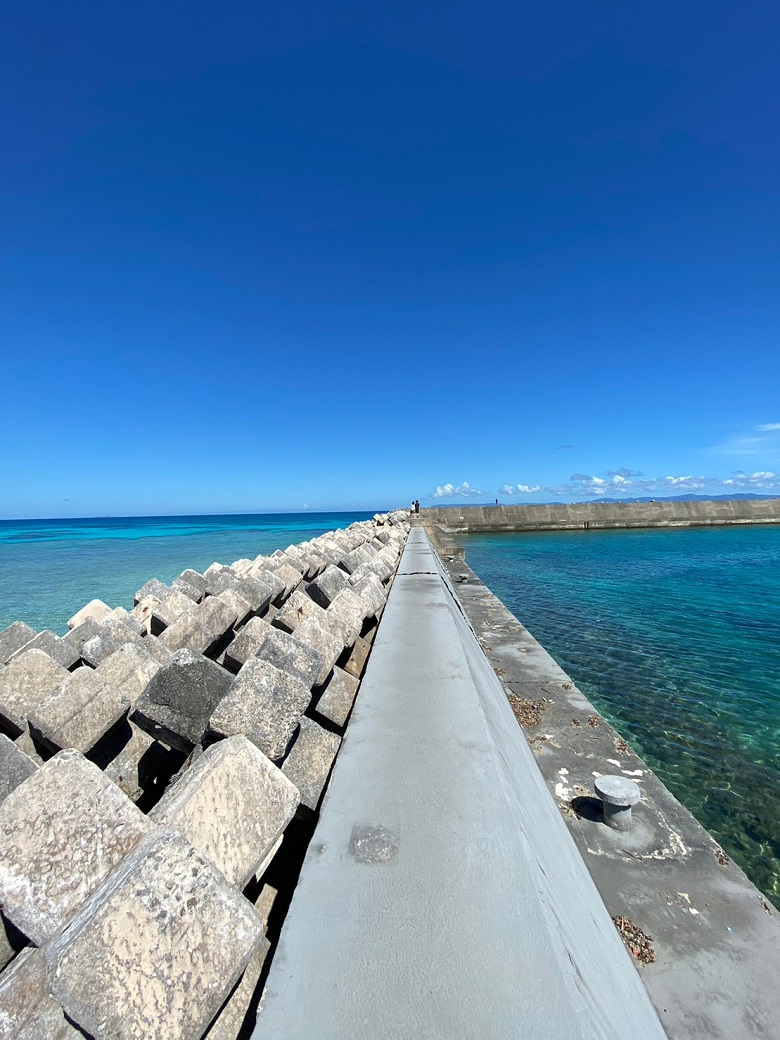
xmin=2 ymin=1 xmax=779 ymax=517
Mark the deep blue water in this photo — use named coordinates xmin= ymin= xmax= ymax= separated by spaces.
xmin=0 ymin=511 xmax=373 ymax=633
xmin=462 ymin=524 xmax=780 ymax=907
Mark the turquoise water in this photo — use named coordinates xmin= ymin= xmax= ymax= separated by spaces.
xmin=0 ymin=512 xmax=373 ymax=634
xmin=462 ymin=524 xmax=780 ymax=907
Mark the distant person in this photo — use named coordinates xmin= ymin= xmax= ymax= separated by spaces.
xmin=414 ymin=500 xmax=420 ymax=514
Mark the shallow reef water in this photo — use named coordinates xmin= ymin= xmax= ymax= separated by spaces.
xmin=462 ymin=523 xmax=780 ymax=908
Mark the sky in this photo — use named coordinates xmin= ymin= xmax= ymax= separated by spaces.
xmin=1 ymin=1 xmax=779 ymax=517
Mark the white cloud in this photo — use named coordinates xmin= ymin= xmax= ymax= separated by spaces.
xmin=544 ymin=468 xmax=780 ymax=498
xmin=714 ymin=423 xmax=780 ymax=456
xmin=431 ymin=481 xmax=485 ymax=499
xmin=757 ymin=423 xmax=780 ymax=432
xmin=499 ymin=483 xmax=541 ymax=495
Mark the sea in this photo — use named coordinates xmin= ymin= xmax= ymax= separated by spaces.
xmin=1 ymin=512 xmax=779 ymax=907
xmin=461 ymin=523 xmax=780 ymax=908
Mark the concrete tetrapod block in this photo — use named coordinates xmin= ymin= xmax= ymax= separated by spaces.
xmin=209 ymin=657 xmax=311 ymax=762
xmin=0 ymin=649 xmax=71 ymax=737
xmin=27 ymin=669 xmax=130 ymax=754
xmin=95 ymin=643 xmax=161 ymax=708
xmin=306 ymin=565 xmax=351 ymax=608
xmin=0 ymin=621 xmax=36 ymax=664
xmin=222 ymin=616 xmax=273 ymax=672
xmin=0 ymin=750 xmax=153 ymax=944
xmin=273 ymin=589 xmax=329 ymax=634
xmin=0 ymin=732 xmax=37 ymax=803
xmin=133 ymin=648 xmax=233 ymax=752
xmin=150 ymin=734 xmax=300 ymax=888
xmin=80 ymin=617 xmax=144 ymax=668
xmin=312 ymin=666 xmax=360 ymax=729
xmin=9 ymin=630 xmax=80 ymax=671
xmin=326 ymin=588 xmax=367 ymax=646
xmin=0 ymin=947 xmax=81 ymax=1040
xmin=255 ymin=628 xmax=324 ymax=691
xmin=46 ymin=828 xmax=266 ymax=1040
xmin=290 ymin=616 xmax=343 ymax=687
xmin=158 ymin=609 xmax=217 ymax=655
xmin=282 ymin=717 xmax=341 ymax=814
xmin=67 ymin=599 xmax=113 ymax=631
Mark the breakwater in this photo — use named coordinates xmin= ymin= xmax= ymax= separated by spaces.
xmin=423 ymin=497 xmax=780 ymax=532
xmin=0 ymin=511 xmax=409 ymax=1039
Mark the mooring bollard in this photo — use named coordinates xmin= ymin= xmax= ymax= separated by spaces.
xmin=594 ymin=775 xmax=641 ymax=831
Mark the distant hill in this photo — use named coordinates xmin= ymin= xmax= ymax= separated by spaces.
xmin=587 ymin=493 xmax=780 ymax=504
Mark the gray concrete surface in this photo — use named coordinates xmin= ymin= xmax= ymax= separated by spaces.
xmin=433 ymin=535 xmax=780 ymax=1039
xmin=423 ymin=498 xmax=780 ymax=532
xmin=254 ymin=530 xmax=666 ymax=1040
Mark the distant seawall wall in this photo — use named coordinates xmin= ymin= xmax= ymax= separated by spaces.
xmin=422 ymin=498 xmax=780 ymax=533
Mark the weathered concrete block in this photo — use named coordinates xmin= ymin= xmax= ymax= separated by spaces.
xmin=339 ymin=546 xmax=371 ymax=575
xmin=178 ymin=569 xmax=208 ymax=599
xmin=0 ymin=750 xmax=152 ymax=944
xmin=223 ymin=616 xmax=273 ymax=672
xmin=230 ymin=575 xmax=273 ymax=615
xmin=151 ymin=735 xmax=300 ymax=888
xmin=273 ymin=589 xmax=328 ymax=634
xmin=282 ymin=717 xmax=341 ymax=814
xmin=0 ymin=733 xmax=37 ymax=803
xmin=291 ymin=617 xmax=343 ymax=687
xmin=205 ymin=569 xmax=243 ymax=598
xmin=264 ymin=561 xmax=302 ymax=600
xmin=96 ymin=643 xmax=160 ymax=708
xmin=343 ymin=634 xmax=372 ymax=679
xmin=12 ymin=730 xmax=45 ymax=767
xmin=255 ymin=627 xmax=324 ymax=690
xmin=9 ymin=630 xmax=80 ymax=671
xmin=248 ymin=565 xmax=286 ymax=605
xmin=312 ymin=666 xmax=360 ymax=728
xmin=133 ymin=577 xmax=170 ymax=606
xmin=0 ymin=621 xmax=36 ymax=664
xmin=105 ymin=607 xmax=145 ymax=636
xmin=133 ymin=648 xmax=233 ymax=751
xmin=170 ymin=576 xmax=202 ymax=602
xmin=67 ymin=599 xmax=112 ymax=630
xmin=0 ymin=947 xmax=81 ymax=1040
xmin=0 ymin=649 xmax=71 ymax=736
xmin=215 ymin=588 xmax=253 ymax=628
xmin=203 ymin=934 xmax=270 ymax=1040
xmin=209 ymin=658 xmax=310 ymax=762
xmin=133 ymin=590 xmax=193 ymax=635
xmin=326 ymin=588 xmax=367 ymax=645
xmin=198 ymin=596 xmax=239 ymax=638
xmin=28 ymin=669 xmax=129 ymax=754
xmin=139 ymin=634 xmax=174 ymax=666
xmin=62 ymin=615 xmax=101 ymax=655
xmin=350 ymin=573 xmax=386 ymax=617
xmin=158 ymin=609 xmax=217 ymax=655
xmin=80 ymin=617 xmax=144 ymax=668
xmin=306 ymin=565 xmax=350 ymax=608
xmin=47 ymin=828 xmax=266 ymax=1040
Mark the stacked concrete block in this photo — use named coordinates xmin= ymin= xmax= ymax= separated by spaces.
xmin=46 ymin=828 xmax=266 ymax=1040
xmin=327 ymin=588 xmax=369 ymax=646
xmin=306 ymin=564 xmax=351 ymax=608
xmin=62 ymin=615 xmax=102 ymax=655
xmin=290 ymin=617 xmax=343 ymax=687
xmin=312 ymin=666 xmax=360 ymax=729
xmin=67 ymin=599 xmax=112 ymax=629
xmin=0 ymin=621 xmax=36 ymax=664
xmin=209 ymin=658 xmax=311 ymax=762
xmin=27 ymin=669 xmax=129 ymax=754
xmin=0 ymin=750 xmax=153 ymax=944
xmin=8 ymin=630 xmax=80 ymax=671
xmin=91 ymin=720 xmax=176 ymax=804
xmin=203 ymin=935 xmax=271 ymax=1040
xmin=178 ymin=569 xmax=209 ymax=600
xmin=350 ymin=573 xmax=387 ymax=618
xmin=134 ymin=577 xmax=171 ymax=605
xmin=273 ymin=589 xmax=329 ymax=634
xmin=0 ymin=947 xmax=81 ymax=1039
xmin=151 ymin=735 xmax=300 ymax=888
xmin=80 ymin=615 xmax=145 ymax=668
xmin=342 ymin=635 xmax=372 ymax=680
xmin=254 ymin=628 xmax=324 ymax=690
xmin=159 ymin=609 xmax=218 ymax=655
xmin=281 ymin=718 xmax=341 ymax=814
xmin=95 ymin=643 xmax=161 ymax=707
xmin=133 ymin=648 xmax=233 ymax=752
xmin=133 ymin=588 xmax=193 ymax=636
xmin=222 ymin=616 xmax=273 ymax=672
xmin=262 ymin=560 xmax=301 ymax=601
xmin=170 ymin=575 xmax=203 ymax=602
xmin=0 ymin=649 xmax=71 ymax=737
xmin=0 ymin=733 xmax=37 ymax=803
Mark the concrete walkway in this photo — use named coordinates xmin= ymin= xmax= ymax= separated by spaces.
xmin=254 ymin=530 xmax=667 ymax=1039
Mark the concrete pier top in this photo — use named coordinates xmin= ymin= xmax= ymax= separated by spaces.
xmin=254 ymin=530 xmax=666 ymax=1039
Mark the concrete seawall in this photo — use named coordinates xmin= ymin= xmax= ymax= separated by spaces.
xmin=423 ymin=497 xmax=780 ymax=533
